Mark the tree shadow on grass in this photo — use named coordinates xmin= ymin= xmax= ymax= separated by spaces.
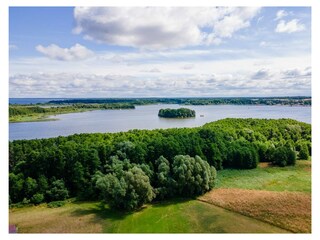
xmin=69 ymin=201 xmax=131 ymax=223
xmin=149 ymin=197 xmax=194 ymax=208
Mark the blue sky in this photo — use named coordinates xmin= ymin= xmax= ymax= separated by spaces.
xmin=9 ymin=7 xmax=311 ymax=97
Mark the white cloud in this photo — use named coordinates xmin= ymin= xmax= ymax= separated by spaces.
xmin=143 ymin=68 xmax=161 ymax=73
xmin=73 ymin=7 xmax=261 ymax=50
xmin=275 ymin=19 xmax=305 ymax=33
xmin=251 ymin=69 xmax=271 ymax=80
xmin=9 ymin=63 xmax=311 ymax=98
xmin=36 ymin=43 xmax=94 ymax=61
xmin=274 ymin=10 xmax=288 ymax=21
xmin=182 ymin=64 xmax=195 ymax=70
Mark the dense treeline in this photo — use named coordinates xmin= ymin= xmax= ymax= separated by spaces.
xmin=48 ymin=96 xmax=311 ymax=106
xmin=9 ymin=103 xmax=135 ymax=121
xmin=9 ymin=118 xmax=311 ymax=209
xmin=158 ymin=108 xmax=196 ymax=118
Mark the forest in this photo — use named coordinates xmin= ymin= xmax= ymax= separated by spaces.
xmin=48 ymin=96 xmax=311 ymax=106
xmin=9 ymin=118 xmax=311 ymax=210
xmin=158 ymin=108 xmax=196 ymax=118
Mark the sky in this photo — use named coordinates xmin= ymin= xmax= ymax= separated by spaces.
xmin=9 ymin=6 xmax=311 ymax=98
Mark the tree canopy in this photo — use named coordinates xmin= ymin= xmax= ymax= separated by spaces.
xmin=9 ymin=118 xmax=311 ymax=210
xmin=158 ymin=108 xmax=195 ymax=118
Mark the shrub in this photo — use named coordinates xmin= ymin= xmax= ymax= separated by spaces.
xmin=46 ymin=179 xmax=69 ymax=201
xmin=47 ymin=200 xmax=66 ymax=208
xmin=299 ymin=143 xmax=310 ymax=160
xmin=271 ymin=146 xmax=296 ymax=167
xmin=31 ymin=193 xmax=44 ymax=204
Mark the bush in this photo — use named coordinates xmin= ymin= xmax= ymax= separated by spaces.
xmin=46 ymin=179 xmax=69 ymax=201
xmin=47 ymin=200 xmax=66 ymax=208
xmin=299 ymin=143 xmax=310 ymax=160
xmin=271 ymin=146 xmax=296 ymax=167
xmin=31 ymin=193 xmax=44 ymax=204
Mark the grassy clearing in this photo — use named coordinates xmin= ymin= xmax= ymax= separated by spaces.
xmin=215 ymin=160 xmax=311 ymax=192
xmin=9 ymin=201 xmax=103 ymax=233
xmin=9 ymin=199 xmax=289 ymax=233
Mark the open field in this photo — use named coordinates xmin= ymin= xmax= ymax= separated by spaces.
xmin=215 ymin=160 xmax=311 ymax=192
xmin=9 ymin=199 xmax=289 ymax=233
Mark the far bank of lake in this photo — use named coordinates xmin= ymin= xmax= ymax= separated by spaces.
xmin=9 ymin=104 xmax=311 ymax=141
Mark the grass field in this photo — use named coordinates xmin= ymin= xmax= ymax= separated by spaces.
xmin=199 ymin=160 xmax=311 ymax=233
xmin=9 ymin=160 xmax=310 ymax=233
xmin=9 ymin=199 xmax=289 ymax=233
xmin=215 ymin=160 xmax=311 ymax=192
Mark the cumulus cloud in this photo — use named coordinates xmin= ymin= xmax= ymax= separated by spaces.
xmin=274 ymin=10 xmax=288 ymax=21
xmin=9 ymin=66 xmax=311 ymax=98
xmin=73 ymin=7 xmax=261 ymax=50
xmin=275 ymin=19 xmax=305 ymax=33
xmin=251 ymin=69 xmax=271 ymax=80
xmin=36 ymin=43 xmax=94 ymax=61
xmin=182 ymin=64 xmax=195 ymax=70
xmin=109 ymin=55 xmax=125 ymax=63
xmin=281 ymin=67 xmax=311 ymax=79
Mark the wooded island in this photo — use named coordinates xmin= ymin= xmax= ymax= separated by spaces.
xmin=158 ymin=108 xmax=196 ymax=118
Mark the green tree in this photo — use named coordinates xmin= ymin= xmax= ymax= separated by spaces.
xmin=154 ymin=156 xmax=175 ymax=199
xmin=46 ymin=179 xmax=69 ymax=201
xmin=96 ymin=166 xmax=154 ymax=211
xmin=24 ymin=177 xmax=38 ymax=199
xmin=172 ymin=155 xmax=216 ymax=196
xmin=299 ymin=143 xmax=310 ymax=160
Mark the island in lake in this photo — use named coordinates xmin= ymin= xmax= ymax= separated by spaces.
xmin=158 ymin=108 xmax=196 ymax=118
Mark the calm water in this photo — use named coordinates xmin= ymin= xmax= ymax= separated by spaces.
xmin=9 ymin=104 xmax=311 ymax=141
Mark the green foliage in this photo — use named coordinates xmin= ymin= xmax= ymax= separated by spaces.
xmin=9 ymin=173 xmax=24 ymax=203
xmin=47 ymin=200 xmax=66 ymax=208
xmin=46 ymin=179 xmax=69 ymax=201
xmin=299 ymin=143 xmax=310 ymax=160
xmin=226 ymin=140 xmax=259 ymax=169
xmin=48 ymin=96 xmax=311 ymax=106
xmin=9 ymin=103 xmax=135 ymax=121
xmin=96 ymin=166 xmax=154 ymax=211
xmin=154 ymin=156 xmax=175 ymax=199
xmin=9 ymin=118 xmax=311 ymax=205
xmin=172 ymin=155 xmax=216 ymax=197
xmin=158 ymin=108 xmax=195 ymax=118
xmin=31 ymin=193 xmax=44 ymax=204
xmin=24 ymin=177 xmax=38 ymax=199
xmin=271 ymin=146 xmax=296 ymax=167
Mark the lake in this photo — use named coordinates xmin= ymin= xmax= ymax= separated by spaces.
xmin=9 ymin=104 xmax=311 ymax=141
